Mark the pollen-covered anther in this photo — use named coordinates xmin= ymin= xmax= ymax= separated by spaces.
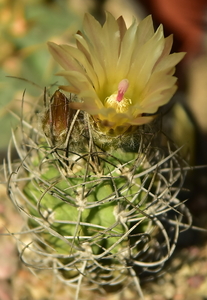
xmin=105 ymin=79 xmax=131 ymax=113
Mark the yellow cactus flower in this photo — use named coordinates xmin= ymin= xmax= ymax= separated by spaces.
xmin=48 ymin=13 xmax=185 ymax=136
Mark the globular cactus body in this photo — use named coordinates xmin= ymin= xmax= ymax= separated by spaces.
xmin=6 ymin=90 xmax=191 ymax=298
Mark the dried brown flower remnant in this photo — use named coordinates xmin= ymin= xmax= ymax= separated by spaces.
xmin=42 ymin=90 xmax=72 ymax=144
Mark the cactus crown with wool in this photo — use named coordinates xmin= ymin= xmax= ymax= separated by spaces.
xmin=5 ymin=12 xmax=191 ymax=300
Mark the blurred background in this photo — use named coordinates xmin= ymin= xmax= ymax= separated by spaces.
xmin=0 ymin=0 xmax=207 ymax=299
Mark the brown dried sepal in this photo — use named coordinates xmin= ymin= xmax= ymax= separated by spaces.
xmin=42 ymin=90 xmax=76 ymax=145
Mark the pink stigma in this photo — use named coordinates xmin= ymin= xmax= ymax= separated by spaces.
xmin=116 ymin=79 xmax=129 ymax=102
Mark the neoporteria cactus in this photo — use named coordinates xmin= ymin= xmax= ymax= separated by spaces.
xmin=5 ymin=13 xmax=191 ymax=299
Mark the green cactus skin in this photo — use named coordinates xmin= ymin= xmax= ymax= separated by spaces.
xmin=6 ymin=91 xmax=192 ymax=299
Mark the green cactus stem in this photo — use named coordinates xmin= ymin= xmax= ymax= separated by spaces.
xmin=5 ymin=90 xmax=192 ymax=299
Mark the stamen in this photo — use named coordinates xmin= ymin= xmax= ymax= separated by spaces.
xmin=116 ymin=79 xmax=129 ymax=102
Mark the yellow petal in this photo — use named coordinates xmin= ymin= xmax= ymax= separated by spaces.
xmin=130 ymin=115 xmax=155 ymax=125
xmin=59 ymin=85 xmax=80 ymax=94
xmin=47 ymin=42 xmax=84 ymax=74
xmin=102 ymin=13 xmax=120 ymax=75
xmin=82 ymin=13 xmax=105 ymax=69
xmin=75 ymin=33 xmax=106 ymax=88
xmin=129 ymin=26 xmax=165 ymax=92
xmin=135 ymin=15 xmax=155 ymax=46
xmin=117 ymin=18 xmax=138 ymax=78
xmin=140 ymin=74 xmax=177 ymax=107
xmin=141 ymin=86 xmax=177 ymax=114
xmin=57 ymin=70 xmax=93 ymax=96
xmin=60 ymin=44 xmax=99 ymax=90
xmin=70 ymin=98 xmax=103 ymax=113
xmin=153 ymin=52 xmax=186 ymax=73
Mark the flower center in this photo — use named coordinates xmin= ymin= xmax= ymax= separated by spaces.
xmin=105 ymin=79 xmax=131 ymax=113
